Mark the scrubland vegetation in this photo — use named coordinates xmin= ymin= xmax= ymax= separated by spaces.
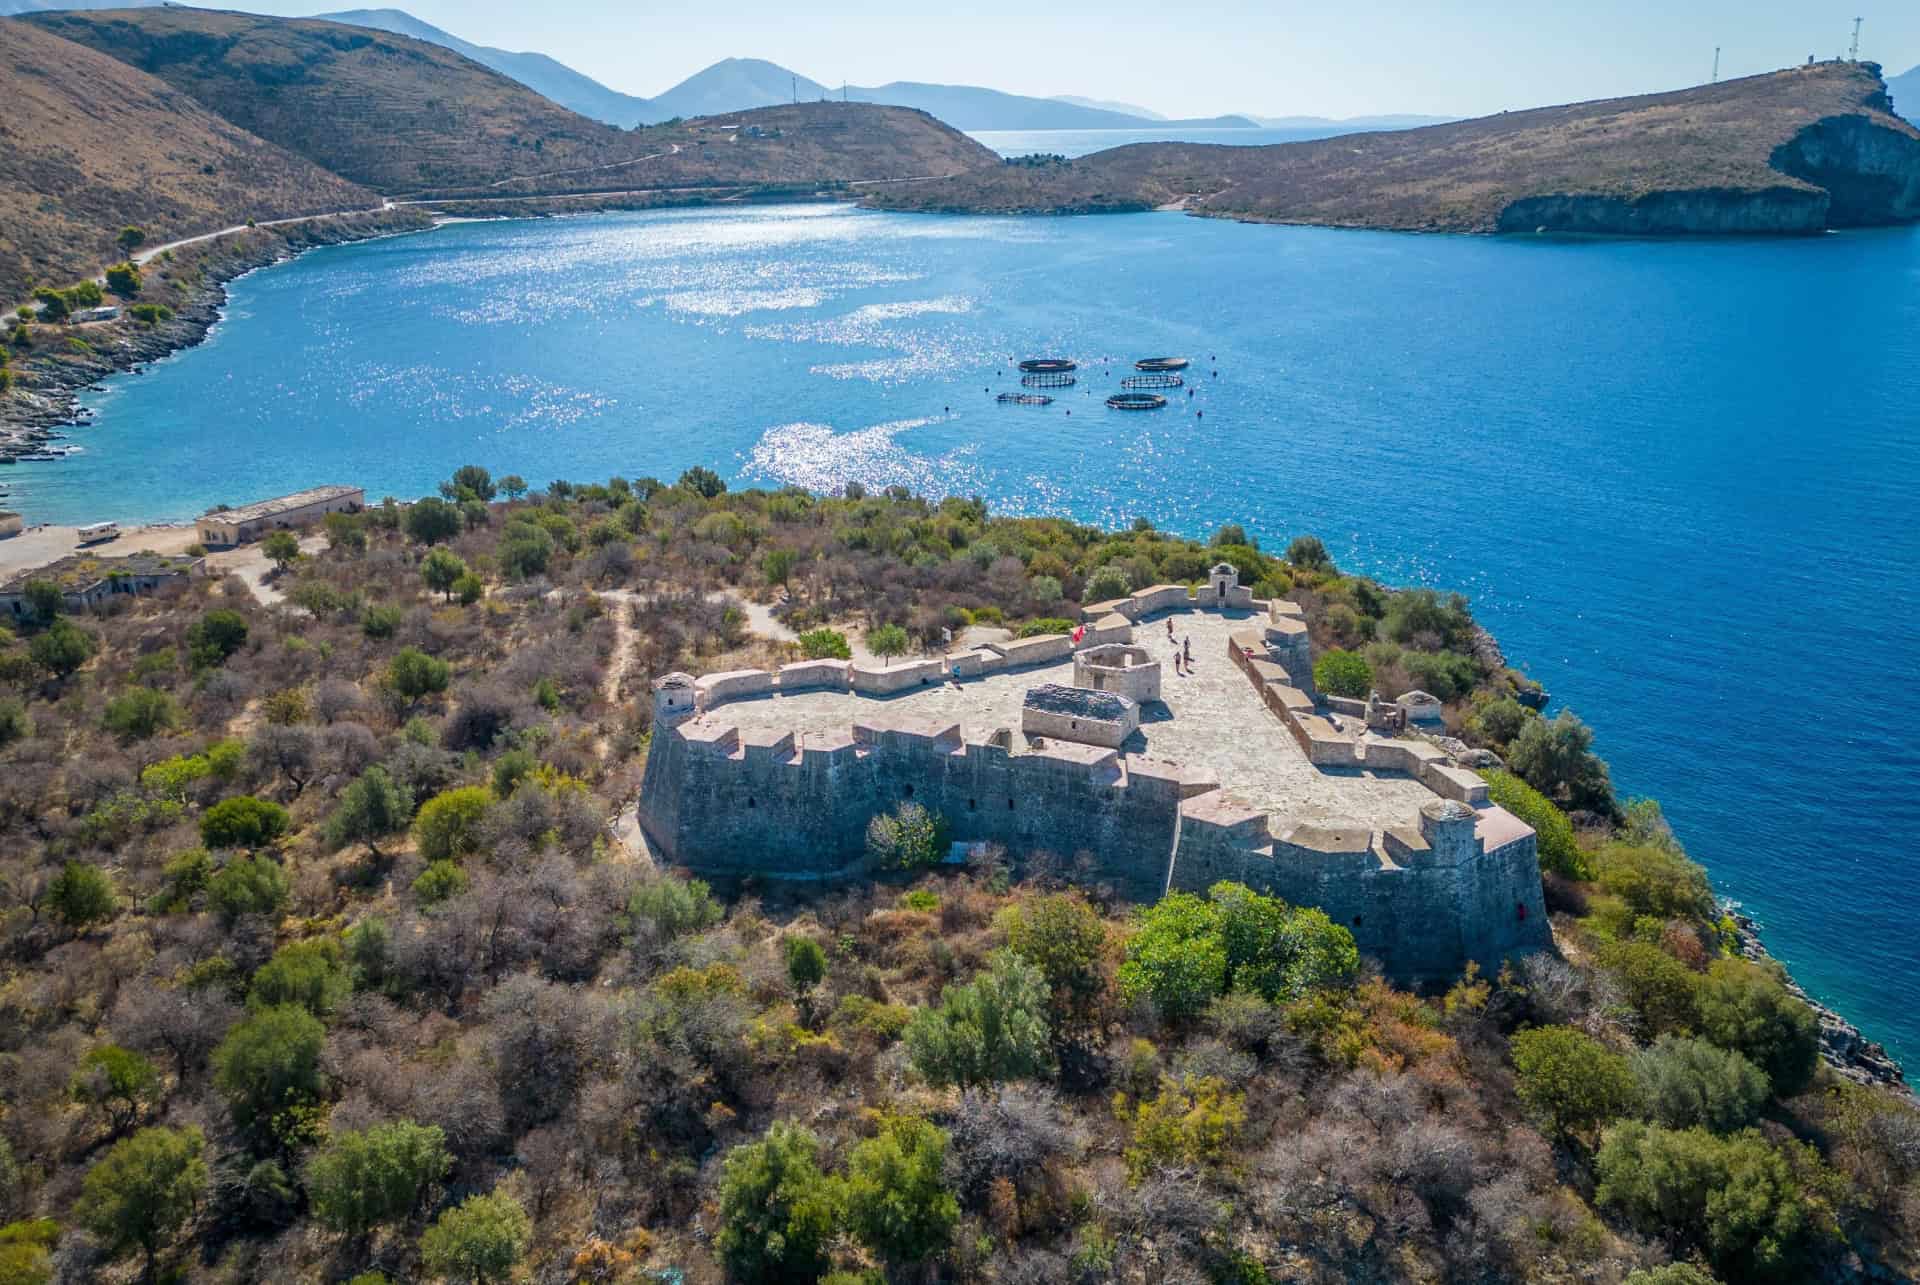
xmin=0 ymin=467 xmax=1914 ymax=1283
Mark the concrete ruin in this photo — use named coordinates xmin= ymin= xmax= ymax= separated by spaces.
xmin=637 ymin=567 xmax=1551 ymax=986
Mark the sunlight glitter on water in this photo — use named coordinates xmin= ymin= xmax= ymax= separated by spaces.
xmin=741 ymin=417 xmax=987 ymax=494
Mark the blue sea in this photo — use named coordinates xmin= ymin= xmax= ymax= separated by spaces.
xmin=10 ymin=205 xmax=1918 ymax=1068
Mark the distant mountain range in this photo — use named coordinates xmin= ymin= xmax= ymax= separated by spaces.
xmin=1252 ymin=113 xmax=1454 ymax=130
xmin=1890 ymin=64 xmax=1919 ymax=120
xmin=0 ymin=0 xmax=159 ymax=11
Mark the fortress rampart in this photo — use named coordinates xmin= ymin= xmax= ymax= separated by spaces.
xmin=638 ymin=573 xmax=1551 ymax=986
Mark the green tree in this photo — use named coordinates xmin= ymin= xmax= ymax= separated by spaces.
xmin=497 ymin=519 xmax=555 ymax=579
xmin=843 ymin=1115 xmax=960 ymax=1266
xmin=74 ymin=1126 xmax=205 ymax=1280
xmin=70 ymin=1045 xmax=162 ymax=1137
xmin=1118 ymin=883 xmax=1356 ymax=1022
xmin=47 ymin=860 xmax=116 ymax=933
xmin=205 ymin=854 xmax=290 ymax=924
xmin=404 ymin=497 xmax=462 ymax=545
xmin=865 ymin=800 xmax=946 ymax=869
xmin=1594 ymin=842 xmax=1716 ymax=922
xmin=31 ymin=289 xmax=69 ymax=323
xmin=714 ymin=1122 xmax=841 ymax=1284
xmin=1117 ymin=891 xmax=1227 ymax=1022
xmin=1695 ymin=960 xmax=1820 ymax=1097
xmin=418 ymin=1189 xmax=531 ymax=1284
xmin=250 ymin=938 xmax=352 ymax=1016
xmin=498 ymin=474 xmax=528 ymax=500
xmin=677 ymin=466 xmax=726 ymax=499
xmin=421 ymin=548 xmax=467 ymax=600
xmin=260 ymin=530 xmax=300 ymax=572
xmin=626 ymin=875 xmax=723 ymax=941
xmin=999 ymin=892 xmax=1110 ymax=1034
xmin=1082 ymin=563 xmax=1131 ymax=602
xmin=442 ymin=464 xmax=496 ymax=502
xmin=785 ymin=935 xmax=828 ymax=996
xmin=186 ymin=608 xmax=249 ymax=668
xmin=118 ymin=226 xmax=147 ymax=253
xmin=903 ymin=949 xmax=1053 ymax=1087
xmin=211 ymin=1005 xmax=326 ymax=1141
xmin=22 ymin=579 xmax=61 ymax=624
xmin=387 ymin=647 xmax=451 ymax=706
xmin=1285 ymin=534 xmax=1332 ymax=570
xmin=798 ymin=627 xmax=851 ymax=660
xmin=1632 ymin=1035 xmax=1771 ymax=1133
xmin=868 ymin=623 xmax=910 ymax=662
xmin=411 ymin=860 xmax=469 ymax=905
xmin=1511 ymin=1024 xmax=1638 ymax=1141
xmin=1596 ymin=1122 xmax=1826 ymax=1281
xmin=414 ymin=786 xmax=490 ymax=863
xmin=1482 ymin=770 xmax=1589 ymax=879
xmin=762 ymin=547 xmax=798 ymax=588
xmin=102 ymin=687 xmax=180 ymax=742
xmin=326 ymin=765 xmax=411 ymax=858
xmin=104 ymin=262 xmax=141 ymax=297
xmin=29 ymin=618 xmax=94 ymax=677
xmin=1623 ymin=1267 xmax=1720 ymax=1285
xmin=0 ymin=1218 xmax=57 ymax=1285
xmin=1597 ymin=940 xmax=1702 ymax=1037
xmin=1509 ymin=709 xmax=1614 ymax=813
xmin=1313 ymin=648 xmax=1372 ymax=698
xmin=1120 ymin=1074 xmax=1246 ymax=1183
xmin=452 ymin=572 xmax=484 ymax=605
xmin=199 ymin=795 xmax=289 ymax=849
xmin=306 ymin=1121 xmax=450 ymax=1238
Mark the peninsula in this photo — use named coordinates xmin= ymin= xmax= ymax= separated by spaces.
xmin=0 ymin=469 xmax=1912 ymax=1284
xmin=862 ymin=62 xmax=1920 ymax=234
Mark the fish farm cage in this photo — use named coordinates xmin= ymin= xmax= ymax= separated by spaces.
xmin=1121 ymin=373 xmax=1184 ymax=390
xmin=1134 ymin=356 xmax=1190 ymax=372
xmin=1021 ymin=372 xmax=1077 ymax=388
xmin=1107 ymin=392 xmax=1168 ymax=411
xmin=997 ymin=392 xmax=1054 ymax=405
xmin=1018 ymin=358 xmax=1078 ymax=374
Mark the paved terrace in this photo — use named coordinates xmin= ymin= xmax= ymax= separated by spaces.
xmin=697 ymin=607 xmax=1438 ymax=830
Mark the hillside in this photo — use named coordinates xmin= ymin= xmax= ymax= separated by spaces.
xmin=314 ymin=7 xmax=656 ymax=127
xmin=0 ymin=472 xmax=1913 ymax=1284
xmin=21 ymin=7 xmax=655 ymax=193
xmin=647 ymin=56 xmax=828 ymax=121
xmin=0 ymin=16 xmax=374 ymax=303
xmin=866 ymin=62 xmax=1920 ymax=234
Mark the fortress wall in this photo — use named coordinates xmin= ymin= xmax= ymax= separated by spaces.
xmin=1082 ymin=617 xmax=1135 ymax=648
xmin=1131 ymin=585 xmax=1193 ymax=616
xmin=777 ymin=660 xmax=852 ymax=693
xmin=697 ymin=669 xmax=775 ymax=706
xmin=988 ymin=635 xmax=1077 ymax=667
xmin=850 ymin=659 xmax=947 ymax=695
xmin=1081 ymin=598 xmax=1136 ymax=623
xmin=1423 ymin=763 xmax=1490 ymax=805
xmin=946 ymin=648 xmax=1002 ymax=679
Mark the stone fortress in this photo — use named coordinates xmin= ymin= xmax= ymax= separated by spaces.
xmin=638 ymin=565 xmax=1551 ymax=985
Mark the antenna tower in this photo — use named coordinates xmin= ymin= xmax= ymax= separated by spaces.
xmin=1849 ymin=17 xmax=1862 ymax=62
xmin=1712 ymin=46 xmax=1720 ymax=83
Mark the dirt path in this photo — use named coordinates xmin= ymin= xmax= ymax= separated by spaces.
xmin=483 ymin=143 xmax=682 ymax=190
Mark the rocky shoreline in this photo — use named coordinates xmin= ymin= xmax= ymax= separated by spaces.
xmin=1727 ymin=906 xmax=1911 ymax=1095
xmin=0 ymin=208 xmax=432 ymax=454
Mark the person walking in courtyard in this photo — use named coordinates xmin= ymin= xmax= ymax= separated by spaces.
xmin=1184 ymin=636 xmax=1193 ymax=667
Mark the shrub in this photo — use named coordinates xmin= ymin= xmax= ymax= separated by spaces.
xmin=421 ymin=547 xmax=466 ymax=600
xmin=199 ymin=796 xmax=289 ymax=849
xmin=306 ymin=1121 xmax=450 ymax=1237
xmin=627 ymin=875 xmax=723 ymax=941
xmin=1511 ymin=1025 xmax=1638 ymax=1140
xmin=1596 ymin=940 xmax=1701 ymax=1036
xmin=249 ymin=939 xmax=351 ymax=1016
xmin=1016 ymin=617 xmax=1074 ymax=638
xmin=47 ymin=860 xmax=116 ymax=932
xmin=677 ymin=466 xmax=726 ymax=499
xmin=205 ymin=854 xmax=290 ymax=924
xmin=1508 ymin=709 xmax=1614 ymax=813
xmin=418 ymin=1190 xmax=530 ymax=1284
xmin=904 ymin=950 xmax=1053 ymax=1087
xmin=1120 ymin=1074 xmax=1246 ymax=1183
xmin=453 ymin=572 xmax=484 ymax=604
xmin=1285 ymin=535 xmax=1331 ymax=569
xmin=411 ymin=860 xmax=468 ymax=905
xmin=1313 ymin=648 xmax=1371 ymax=698
xmin=361 ymin=603 xmax=403 ymax=639
xmin=1082 ymin=564 xmax=1131 ymax=602
xmin=104 ymin=262 xmax=141 ymax=297
xmin=413 ymin=786 xmax=491 ymax=863
xmin=403 ymin=497 xmax=462 ymax=545
xmin=715 ymin=1122 xmax=840 ymax=1283
xmin=1481 ymin=770 xmax=1588 ymax=879
xmin=1593 ymin=842 xmax=1715 ymax=923
xmin=129 ymin=303 xmax=173 ymax=326
xmin=784 ymin=935 xmax=828 ymax=995
xmin=1633 ymin=1035 xmax=1771 ymax=1132
xmin=843 ymin=1115 xmax=959 ymax=1266
xmin=999 ymin=892 xmax=1110 ymax=1033
xmin=325 ymin=765 xmax=411 ymax=857
xmin=0 ymin=696 xmax=27 ymax=747
xmin=74 ymin=1126 xmax=205 ymax=1277
xmin=103 ymin=687 xmax=180 ymax=741
xmin=798 ymin=627 xmax=852 ymax=660
xmin=1118 ymin=883 xmax=1356 ymax=1022
xmin=1694 ymin=960 xmax=1820 ymax=1097
xmin=497 ymin=519 xmax=555 ymax=578
xmin=387 ymin=647 xmax=451 ymax=705
xmin=212 ymin=1005 xmax=326 ymax=1140
xmin=1596 ymin=1122 xmax=1829 ymax=1281
xmin=866 ymin=801 xmax=947 ymax=869
xmin=29 ymin=618 xmax=94 ymax=677
xmin=186 ymin=608 xmax=249 ymax=667
xmin=70 ymin=1045 xmax=162 ymax=1136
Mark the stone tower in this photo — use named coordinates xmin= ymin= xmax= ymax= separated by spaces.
xmin=652 ymin=672 xmax=699 ymax=728
xmin=1418 ymin=797 xmax=1480 ymax=865
xmin=1208 ymin=562 xmax=1240 ymax=606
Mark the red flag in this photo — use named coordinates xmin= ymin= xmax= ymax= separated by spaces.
xmin=1072 ymin=624 xmax=1085 ymax=643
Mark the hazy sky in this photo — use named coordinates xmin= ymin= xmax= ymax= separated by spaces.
xmin=246 ymin=1 xmax=1918 ymax=118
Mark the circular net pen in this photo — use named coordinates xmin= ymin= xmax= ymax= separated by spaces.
xmin=1106 ymin=391 xmax=1168 ymax=410
xmin=997 ymin=392 xmax=1054 ymax=405
xmin=1021 ymin=371 xmax=1077 ymax=388
xmin=1018 ymin=358 xmax=1078 ymax=374
xmin=1121 ymin=373 xmax=1184 ymax=390
xmin=1134 ymin=356 xmax=1190 ymax=372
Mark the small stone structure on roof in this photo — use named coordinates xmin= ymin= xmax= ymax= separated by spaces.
xmin=1398 ymin=690 xmax=1445 ymax=723
xmin=196 ymin=485 xmax=364 ymax=547
xmin=1022 ymin=682 xmax=1139 ymax=749
xmin=1074 ymin=643 xmax=1161 ymax=704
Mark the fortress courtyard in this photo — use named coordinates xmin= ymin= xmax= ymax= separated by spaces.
xmin=697 ymin=607 xmax=1439 ymax=830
